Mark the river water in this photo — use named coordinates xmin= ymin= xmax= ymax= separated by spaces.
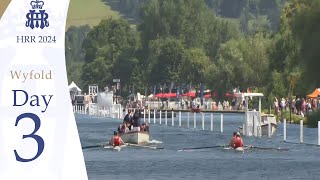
xmin=76 ymin=113 xmax=320 ymax=180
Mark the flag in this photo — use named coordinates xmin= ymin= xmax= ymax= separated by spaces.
xmin=153 ymin=85 xmax=156 ymax=95
xmin=200 ymin=83 xmax=204 ymax=105
xmin=144 ymin=86 xmax=147 ymax=97
xmin=176 ymin=86 xmax=180 ymax=99
xmin=188 ymin=82 xmax=192 ymax=92
xmin=163 ymin=83 xmax=167 ymax=93
xmin=169 ymin=82 xmax=174 ymax=93
xmin=200 ymin=83 xmax=204 ymax=99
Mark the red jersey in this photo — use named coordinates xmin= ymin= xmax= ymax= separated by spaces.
xmin=232 ymin=137 xmax=243 ymax=148
xmin=113 ymin=136 xmax=120 ymax=146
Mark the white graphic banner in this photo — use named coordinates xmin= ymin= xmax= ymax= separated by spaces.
xmin=0 ymin=0 xmax=88 ymax=179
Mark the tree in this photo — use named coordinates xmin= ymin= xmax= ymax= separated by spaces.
xmin=147 ymin=38 xmax=185 ymax=84
xmin=65 ymin=25 xmax=91 ymax=89
xmin=205 ymin=17 xmax=240 ymax=59
xmin=139 ymin=0 xmax=212 ymax=48
xmin=180 ymin=48 xmax=211 ymax=84
xmin=81 ymin=18 xmax=140 ymax=91
xmin=290 ymin=0 xmax=320 ymax=87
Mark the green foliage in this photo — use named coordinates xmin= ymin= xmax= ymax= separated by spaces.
xmin=205 ymin=18 xmax=240 ymax=58
xmin=65 ymin=25 xmax=91 ymax=89
xmin=307 ymin=110 xmax=320 ymax=128
xmin=147 ymin=38 xmax=185 ymax=84
xmin=279 ymin=110 xmax=307 ymax=124
xmin=69 ymin=0 xmax=320 ymax=102
xmin=289 ymin=0 xmax=320 ymax=88
xmin=139 ymin=0 xmax=212 ymax=48
xmin=212 ymin=32 xmax=271 ymax=93
xmin=180 ymin=48 xmax=211 ymax=84
xmin=81 ymin=18 xmax=140 ymax=91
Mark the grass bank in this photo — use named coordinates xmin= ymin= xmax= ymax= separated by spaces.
xmin=67 ymin=0 xmax=120 ymax=28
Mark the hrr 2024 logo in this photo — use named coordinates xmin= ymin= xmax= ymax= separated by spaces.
xmin=18 ymin=0 xmax=56 ymax=43
xmin=26 ymin=0 xmax=49 ymax=29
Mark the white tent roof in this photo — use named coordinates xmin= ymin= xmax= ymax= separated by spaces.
xmin=68 ymin=81 xmax=82 ymax=92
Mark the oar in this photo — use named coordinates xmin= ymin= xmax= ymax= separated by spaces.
xmin=126 ymin=143 xmax=164 ymax=149
xmin=178 ymin=145 xmax=226 ymax=152
xmin=82 ymin=144 xmax=104 ymax=149
xmin=284 ymin=141 xmax=320 ymax=147
xmin=245 ymin=145 xmax=289 ymax=151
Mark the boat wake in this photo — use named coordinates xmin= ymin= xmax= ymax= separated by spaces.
xmin=148 ymin=140 xmax=163 ymax=144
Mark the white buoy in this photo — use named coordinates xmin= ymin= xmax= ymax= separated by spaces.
xmin=300 ymin=120 xmax=303 ymax=143
xmin=165 ymin=111 xmax=168 ymax=125
xmin=318 ymin=121 xmax=320 ymax=146
xmin=194 ymin=112 xmax=196 ymax=129
xmin=172 ymin=111 xmax=174 ymax=127
xmin=202 ymin=113 xmax=204 ymax=130
xmin=179 ymin=111 xmax=181 ymax=127
xmin=153 ymin=109 xmax=156 ymax=124
xmin=268 ymin=116 xmax=271 ymax=138
xmin=284 ymin=119 xmax=286 ymax=142
xmin=148 ymin=109 xmax=151 ymax=123
xmin=220 ymin=114 xmax=223 ymax=133
xmin=160 ymin=110 xmax=162 ymax=124
xmin=187 ymin=112 xmax=190 ymax=129
xmin=211 ymin=114 xmax=213 ymax=131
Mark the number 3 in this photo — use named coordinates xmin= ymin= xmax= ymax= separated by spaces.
xmin=14 ymin=113 xmax=44 ymax=162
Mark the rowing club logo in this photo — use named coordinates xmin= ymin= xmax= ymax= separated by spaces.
xmin=25 ymin=0 xmax=49 ymax=29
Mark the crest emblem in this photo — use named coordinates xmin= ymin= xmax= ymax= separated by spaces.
xmin=25 ymin=0 xmax=49 ymax=29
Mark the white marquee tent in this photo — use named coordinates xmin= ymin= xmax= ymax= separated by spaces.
xmin=68 ymin=81 xmax=82 ymax=92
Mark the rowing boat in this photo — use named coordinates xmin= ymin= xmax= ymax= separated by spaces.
xmin=103 ymin=144 xmax=127 ymax=151
xmin=120 ymin=131 xmax=149 ymax=144
xmin=223 ymin=146 xmax=244 ymax=152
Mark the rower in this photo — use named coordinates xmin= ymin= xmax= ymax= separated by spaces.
xmin=229 ymin=131 xmax=237 ymax=147
xmin=108 ymin=131 xmax=125 ymax=147
xmin=230 ymin=132 xmax=244 ymax=149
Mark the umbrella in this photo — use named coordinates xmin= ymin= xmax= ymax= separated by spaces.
xmin=182 ymin=91 xmax=196 ymax=98
xmin=155 ymin=93 xmax=165 ymax=98
xmin=163 ymin=92 xmax=177 ymax=98
xmin=225 ymin=92 xmax=235 ymax=97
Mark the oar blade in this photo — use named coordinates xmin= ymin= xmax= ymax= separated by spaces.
xmin=245 ymin=145 xmax=289 ymax=151
xmin=177 ymin=145 xmax=225 ymax=152
xmin=82 ymin=145 xmax=103 ymax=149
